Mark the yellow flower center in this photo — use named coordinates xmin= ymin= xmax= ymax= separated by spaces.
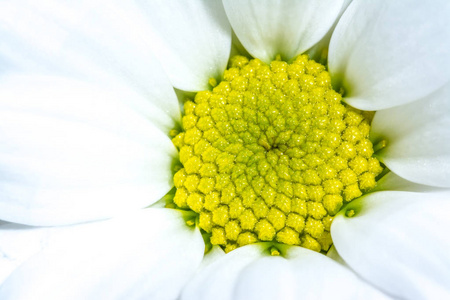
xmin=171 ymin=55 xmax=383 ymax=253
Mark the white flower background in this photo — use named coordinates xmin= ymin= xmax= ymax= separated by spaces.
xmin=0 ymin=0 xmax=450 ymax=299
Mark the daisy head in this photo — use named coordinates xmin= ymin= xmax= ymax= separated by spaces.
xmin=0 ymin=0 xmax=449 ymax=299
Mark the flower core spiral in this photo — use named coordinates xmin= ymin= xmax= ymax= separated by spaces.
xmin=172 ymin=55 xmax=383 ymax=253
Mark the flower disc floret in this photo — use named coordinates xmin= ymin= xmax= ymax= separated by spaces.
xmin=172 ymin=55 xmax=383 ymax=253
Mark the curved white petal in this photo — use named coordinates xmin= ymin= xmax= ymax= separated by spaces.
xmin=182 ymin=244 xmax=387 ymax=300
xmin=306 ymin=0 xmax=353 ymax=63
xmin=136 ymin=0 xmax=231 ymax=91
xmin=223 ymin=0 xmax=346 ymax=63
xmin=329 ymin=0 xmax=450 ymax=110
xmin=230 ymin=31 xmax=251 ymax=58
xmin=374 ymin=172 xmax=450 ymax=193
xmin=326 ymin=245 xmax=348 ymax=267
xmin=181 ymin=244 xmax=266 ymax=300
xmin=0 ymin=0 xmax=181 ymax=127
xmin=0 ymin=209 xmax=204 ymax=300
xmin=332 ymin=191 xmax=450 ymax=299
xmin=0 ymin=221 xmax=57 ymax=284
xmin=371 ymin=83 xmax=450 ymax=187
xmin=233 ymin=257 xmax=298 ymax=300
xmin=0 ymin=75 xmax=177 ymax=226
xmin=198 ymin=245 xmax=226 ymax=271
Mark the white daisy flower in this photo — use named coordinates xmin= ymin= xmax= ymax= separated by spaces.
xmin=0 ymin=0 xmax=449 ymax=299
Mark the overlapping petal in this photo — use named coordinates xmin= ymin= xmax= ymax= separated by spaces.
xmin=332 ymin=190 xmax=450 ymax=299
xmin=0 ymin=209 xmax=204 ymax=300
xmin=0 ymin=0 xmax=449 ymax=299
xmin=136 ymin=0 xmax=232 ymax=92
xmin=328 ymin=0 xmax=450 ymax=110
xmin=181 ymin=243 xmax=387 ymax=300
xmin=0 ymin=221 xmax=58 ymax=284
xmin=306 ymin=0 xmax=352 ymax=63
xmin=223 ymin=0 xmax=346 ymax=63
xmin=373 ymin=172 xmax=448 ymax=193
xmin=0 ymin=75 xmax=177 ymax=226
xmin=371 ymin=83 xmax=450 ymax=187
xmin=0 ymin=0 xmax=181 ymax=127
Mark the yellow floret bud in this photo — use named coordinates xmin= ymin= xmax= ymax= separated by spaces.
xmin=212 ymin=205 xmax=229 ymax=226
xmin=267 ymin=208 xmax=286 ymax=231
xmin=199 ymin=211 xmax=213 ymax=233
xmin=187 ymin=193 xmax=204 ymax=213
xmin=211 ymin=227 xmax=227 ymax=246
xmin=225 ymin=220 xmax=241 ymax=241
xmin=307 ymin=202 xmax=327 ymax=220
xmin=286 ymin=213 xmax=305 ymax=233
xmin=255 ymin=219 xmax=276 ymax=241
xmin=317 ymin=231 xmax=333 ymax=251
xmin=302 ymin=234 xmax=322 ymax=252
xmin=237 ymin=232 xmax=258 ymax=248
xmin=173 ymin=187 xmax=189 ymax=209
xmin=323 ymin=195 xmax=343 ymax=216
xmin=344 ymin=183 xmax=363 ymax=202
xmin=305 ymin=217 xmax=324 ymax=239
xmin=276 ymin=227 xmax=301 ymax=245
xmin=239 ymin=209 xmax=257 ymax=231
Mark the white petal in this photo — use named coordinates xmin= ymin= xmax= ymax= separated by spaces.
xmin=371 ymin=83 xmax=450 ymax=187
xmin=233 ymin=256 xmax=298 ymax=300
xmin=223 ymin=0 xmax=346 ymax=63
xmin=326 ymin=245 xmax=348 ymax=267
xmin=136 ymin=0 xmax=232 ymax=91
xmin=198 ymin=245 xmax=226 ymax=271
xmin=373 ymin=172 xmax=449 ymax=193
xmin=306 ymin=0 xmax=352 ymax=63
xmin=0 ymin=209 xmax=204 ymax=300
xmin=0 ymin=222 xmax=57 ymax=284
xmin=328 ymin=0 xmax=450 ymax=110
xmin=0 ymin=0 xmax=181 ymax=126
xmin=181 ymin=244 xmax=266 ymax=300
xmin=0 ymin=75 xmax=177 ymax=226
xmin=332 ymin=191 xmax=450 ymax=299
xmin=230 ymin=31 xmax=251 ymax=58
xmin=236 ymin=247 xmax=388 ymax=300
xmin=182 ymin=244 xmax=387 ymax=300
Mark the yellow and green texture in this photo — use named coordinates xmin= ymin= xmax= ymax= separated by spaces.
xmin=171 ymin=55 xmax=383 ymax=253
